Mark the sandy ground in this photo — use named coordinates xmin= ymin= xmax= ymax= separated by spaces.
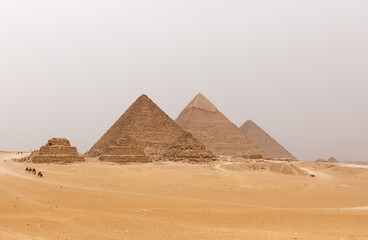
xmin=1 ymin=152 xmax=368 ymax=240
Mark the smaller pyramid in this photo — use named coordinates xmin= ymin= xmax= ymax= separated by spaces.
xmin=21 ymin=138 xmax=85 ymax=163
xmin=163 ymin=132 xmax=216 ymax=163
xmin=315 ymin=158 xmax=339 ymax=163
xmin=99 ymin=136 xmax=152 ymax=163
xmin=327 ymin=157 xmax=339 ymax=163
xmin=239 ymin=120 xmax=296 ymax=161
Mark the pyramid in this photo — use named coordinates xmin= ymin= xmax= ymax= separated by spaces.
xmin=99 ymin=136 xmax=152 ymax=163
xmin=175 ymin=93 xmax=266 ymax=158
xmin=87 ymin=94 xmax=215 ymax=163
xmin=163 ymin=132 xmax=217 ymax=163
xmin=20 ymin=138 xmax=85 ymax=163
xmin=327 ymin=157 xmax=339 ymax=163
xmin=239 ymin=120 xmax=296 ymax=161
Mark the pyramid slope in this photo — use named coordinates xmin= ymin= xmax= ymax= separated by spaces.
xmin=239 ymin=120 xmax=296 ymax=161
xmin=99 ymin=136 xmax=152 ymax=163
xmin=183 ymin=93 xmax=218 ymax=113
xmin=164 ymin=132 xmax=216 ymax=163
xmin=175 ymin=94 xmax=266 ymax=158
xmin=87 ymin=95 xmax=215 ymax=162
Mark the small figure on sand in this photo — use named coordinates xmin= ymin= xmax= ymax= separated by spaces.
xmin=25 ymin=167 xmax=43 ymax=178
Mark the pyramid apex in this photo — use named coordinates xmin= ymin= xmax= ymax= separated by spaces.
xmin=184 ymin=93 xmax=218 ymax=113
xmin=137 ymin=94 xmax=149 ymax=100
xmin=195 ymin=93 xmax=205 ymax=98
xmin=133 ymin=94 xmax=156 ymax=105
xmin=240 ymin=120 xmax=258 ymax=129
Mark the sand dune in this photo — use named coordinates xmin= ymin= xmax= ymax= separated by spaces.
xmin=0 ymin=151 xmax=29 ymax=162
xmin=1 ymin=152 xmax=368 ymax=240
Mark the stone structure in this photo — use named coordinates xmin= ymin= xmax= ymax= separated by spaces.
xmin=175 ymin=93 xmax=266 ymax=158
xmin=316 ymin=157 xmax=339 ymax=163
xmin=327 ymin=157 xmax=339 ymax=163
xmin=239 ymin=120 xmax=297 ymax=161
xmin=21 ymin=138 xmax=85 ymax=163
xmin=163 ymin=132 xmax=217 ymax=163
xmin=99 ymin=136 xmax=152 ymax=163
xmin=87 ymin=94 xmax=215 ymax=163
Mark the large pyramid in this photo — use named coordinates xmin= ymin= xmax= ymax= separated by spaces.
xmin=239 ymin=120 xmax=296 ymax=161
xmin=86 ymin=95 xmax=215 ymax=163
xmin=20 ymin=138 xmax=85 ymax=163
xmin=175 ymin=93 xmax=266 ymax=158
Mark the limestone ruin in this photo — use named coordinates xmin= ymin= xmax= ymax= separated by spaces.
xmin=239 ymin=120 xmax=296 ymax=161
xmin=175 ymin=93 xmax=266 ymax=158
xmin=19 ymin=138 xmax=85 ymax=163
xmin=87 ymin=94 xmax=215 ymax=163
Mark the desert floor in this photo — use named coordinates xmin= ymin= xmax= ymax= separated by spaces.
xmin=1 ymin=151 xmax=368 ymax=240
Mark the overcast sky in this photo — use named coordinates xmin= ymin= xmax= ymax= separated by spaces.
xmin=1 ymin=0 xmax=367 ymax=162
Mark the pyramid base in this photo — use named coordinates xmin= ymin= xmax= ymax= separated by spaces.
xmin=99 ymin=155 xmax=152 ymax=163
xmin=30 ymin=155 xmax=85 ymax=163
xmin=164 ymin=152 xmax=216 ymax=163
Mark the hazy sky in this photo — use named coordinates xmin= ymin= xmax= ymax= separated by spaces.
xmin=1 ymin=1 xmax=367 ymax=162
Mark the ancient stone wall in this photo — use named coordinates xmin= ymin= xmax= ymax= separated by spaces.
xmin=38 ymin=146 xmax=79 ymax=155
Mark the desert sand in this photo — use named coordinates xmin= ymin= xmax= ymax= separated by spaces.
xmin=1 ymin=152 xmax=368 ymax=240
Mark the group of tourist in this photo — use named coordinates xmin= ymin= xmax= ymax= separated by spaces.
xmin=25 ymin=167 xmax=43 ymax=178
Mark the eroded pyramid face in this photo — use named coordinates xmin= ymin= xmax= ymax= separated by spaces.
xmin=21 ymin=138 xmax=85 ymax=163
xmin=175 ymin=93 xmax=266 ymax=158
